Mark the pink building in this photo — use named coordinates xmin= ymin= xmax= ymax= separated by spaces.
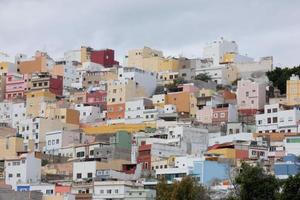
xmin=197 ymin=104 xmax=238 ymax=125
xmin=212 ymin=104 xmax=238 ymax=125
xmin=85 ymin=90 xmax=107 ymax=109
xmin=197 ymin=106 xmax=213 ymax=124
xmin=236 ymin=79 xmax=266 ymax=112
xmin=5 ymin=73 xmax=29 ymax=100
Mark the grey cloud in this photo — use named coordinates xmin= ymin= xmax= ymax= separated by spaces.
xmin=0 ymin=0 xmax=299 ymax=66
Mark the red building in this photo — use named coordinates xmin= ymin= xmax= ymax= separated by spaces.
xmin=85 ymin=90 xmax=107 ymax=109
xmin=50 ymin=75 xmax=63 ymax=96
xmin=137 ymin=141 xmax=151 ymax=171
xmin=90 ymin=49 xmax=119 ymax=68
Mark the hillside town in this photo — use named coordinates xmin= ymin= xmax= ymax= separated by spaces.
xmin=0 ymin=37 xmax=300 ymax=199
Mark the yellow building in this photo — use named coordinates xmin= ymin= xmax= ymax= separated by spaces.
xmin=197 ymin=88 xmax=215 ymax=97
xmin=127 ymin=47 xmax=180 ymax=72
xmin=189 ymin=93 xmax=198 ymax=118
xmin=159 ymin=58 xmax=179 ymax=72
xmin=80 ymin=46 xmax=91 ymax=63
xmin=207 ymin=148 xmax=237 ymax=159
xmin=287 ymin=74 xmax=300 ymax=106
xmin=26 ymin=90 xmax=56 ymax=118
xmin=0 ymin=137 xmax=24 ymax=159
xmin=157 ymin=71 xmax=179 ymax=85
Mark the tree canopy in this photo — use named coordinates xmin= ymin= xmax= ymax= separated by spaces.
xmin=156 ymin=176 xmax=210 ymax=200
xmin=266 ymin=66 xmax=300 ymax=94
xmin=195 ymin=73 xmax=212 ymax=82
xmin=228 ymin=162 xmax=300 ymax=200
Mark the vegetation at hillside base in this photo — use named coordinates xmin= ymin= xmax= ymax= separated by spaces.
xmin=156 ymin=176 xmax=210 ymax=200
xmin=227 ymin=163 xmax=300 ymax=200
xmin=266 ymin=65 xmax=300 ymax=94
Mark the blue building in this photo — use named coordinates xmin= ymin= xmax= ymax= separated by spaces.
xmin=193 ymin=160 xmax=229 ymax=186
xmin=274 ymin=154 xmax=300 ymax=179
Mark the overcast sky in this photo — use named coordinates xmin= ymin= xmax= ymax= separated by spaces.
xmin=0 ymin=0 xmax=299 ymax=67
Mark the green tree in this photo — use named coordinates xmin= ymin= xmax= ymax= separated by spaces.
xmin=233 ymin=163 xmax=279 ymax=200
xmin=154 ymin=85 xmax=166 ymax=94
xmin=280 ymin=173 xmax=300 ymax=200
xmin=156 ymin=177 xmax=173 ymax=200
xmin=165 ymin=77 xmax=187 ymax=92
xmin=171 ymin=176 xmax=210 ymax=200
xmin=156 ymin=176 xmax=210 ymax=200
xmin=195 ymin=73 xmax=211 ymax=82
xmin=266 ymin=65 xmax=300 ymax=94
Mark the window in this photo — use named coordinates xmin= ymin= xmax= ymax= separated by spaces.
xmin=13 ymin=161 xmax=20 ymax=166
xmin=272 ymin=108 xmax=278 ymax=113
xmin=8 ymin=174 xmax=12 ymax=178
xmin=107 ymin=189 xmax=112 ymax=194
xmin=46 ymin=190 xmax=53 ymax=195
xmin=273 ymin=117 xmax=278 ymax=123
xmin=76 ymin=173 xmax=82 ymax=179
xmin=267 ymin=109 xmax=271 ymax=113
xmin=90 ymin=150 xmax=94 ymax=156
xmin=87 ymin=173 xmax=93 ymax=178
xmin=56 ymin=139 xmax=59 ymax=144
xmin=17 ymin=173 xmax=21 ymax=177
xmin=267 ymin=118 xmax=271 ymax=124
xmin=44 ymin=82 xmax=48 ymax=86
xmin=48 ymin=140 xmax=51 ymax=145
xmin=115 ymin=189 xmax=118 ymax=194
xmin=100 ymin=190 xmax=104 ymax=194
xmin=246 ymin=92 xmax=249 ymax=97
xmin=258 ymin=120 xmax=262 ymax=125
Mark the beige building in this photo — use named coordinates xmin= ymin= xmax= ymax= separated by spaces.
xmin=82 ymin=70 xmax=117 ymax=89
xmin=287 ymin=74 xmax=300 ymax=106
xmin=45 ymin=108 xmax=80 ymax=125
xmin=157 ymin=71 xmax=179 ymax=85
xmin=26 ymin=90 xmax=56 ymax=118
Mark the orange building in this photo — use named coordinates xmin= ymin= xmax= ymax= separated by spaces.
xmin=166 ymin=91 xmax=191 ymax=114
xmin=107 ymin=103 xmax=125 ymax=122
xmin=18 ymin=51 xmax=51 ymax=74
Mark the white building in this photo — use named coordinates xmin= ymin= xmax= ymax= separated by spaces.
xmin=93 ymin=180 xmax=144 ymax=200
xmin=5 ymin=153 xmax=41 ymax=189
xmin=56 ymin=61 xmax=78 ymax=95
xmin=73 ymin=160 xmax=99 ymax=181
xmin=16 ymin=183 xmax=55 ymax=196
xmin=284 ymin=136 xmax=300 ymax=156
xmin=203 ymin=38 xmax=239 ymax=66
xmin=152 ymin=94 xmax=165 ymax=106
xmin=74 ymin=103 xmax=102 ymax=123
xmin=118 ymin=67 xmax=157 ymax=97
xmin=45 ymin=130 xmax=95 ymax=155
xmin=125 ymin=98 xmax=155 ymax=124
xmin=0 ymin=101 xmax=26 ymax=128
xmin=64 ymin=49 xmax=81 ymax=63
xmin=256 ymin=104 xmax=300 ymax=133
